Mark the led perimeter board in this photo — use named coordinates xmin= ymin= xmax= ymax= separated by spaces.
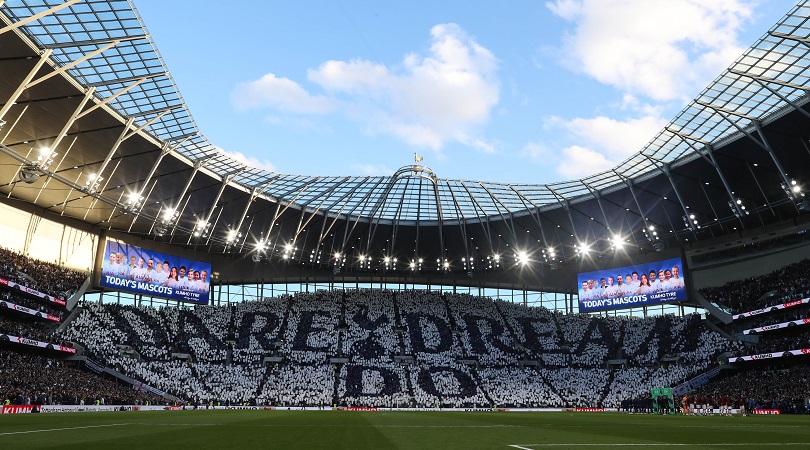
xmin=98 ymin=239 xmax=211 ymax=304
xmin=577 ymin=257 xmax=686 ymax=313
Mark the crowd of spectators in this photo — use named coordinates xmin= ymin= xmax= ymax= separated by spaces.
xmin=261 ymin=363 xmax=334 ymax=407
xmin=478 ymin=367 xmax=562 ymax=407
xmin=0 ymin=315 xmax=54 ymax=342
xmin=55 ymin=290 xmax=741 ymax=408
xmin=447 ymin=294 xmax=520 ymax=365
xmin=1 ymin=291 xmax=62 ymax=319
xmin=699 ymin=258 xmax=810 ymax=313
xmin=232 ymin=298 xmax=287 ymax=364
xmin=342 ymin=290 xmax=399 ymax=363
xmin=0 ymin=246 xmax=86 ymax=301
xmin=695 ymin=365 xmax=810 ymax=414
xmin=0 ymin=351 xmax=162 ymax=405
xmin=338 ymin=362 xmax=409 ymax=407
xmin=409 ymin=363 xmax=489 ymax=408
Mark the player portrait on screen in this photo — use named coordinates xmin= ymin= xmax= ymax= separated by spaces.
xmin=577 ymin=257 xmax=687 ymax=312
xmin=99 ymin=240 xmax=212 ymax=304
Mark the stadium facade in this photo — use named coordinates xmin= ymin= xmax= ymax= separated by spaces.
xmin=0 ymin=1 xmax=809 ymax=314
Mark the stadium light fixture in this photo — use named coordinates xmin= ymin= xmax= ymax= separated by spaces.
xmin=193 ymin=220 xmax=210 ymax=238
xmin=82 ymin=173 xmax=103 ymax=194
xmin=728 ymin=198 xmax=749 ymax=217
xmin=515 ymin=251 xmax=530 ymax=266
xmin=610 ymin=235 xmax=624 ymax=250
xmin=642 ymin=225 xmax=660 ymax=242
xmin=682 ymin=212 xmax=702 ymax=231
xmin=226 ymin=229 xmax=242 ymax=243
xmin=34 ymin=147 xmax=57 ymax=171
xmin=781 ymin=178 xmax=804 ymax=200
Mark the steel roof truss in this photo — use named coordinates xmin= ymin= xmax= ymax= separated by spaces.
xmin=27 ymin=39 xmax=128 ymax=89
xmin=201 ymin=170 xmax=243 ymax=245
xmin=0 ymin=0 xmax=81 ymax=36
xmin=0 ymin=48 xmax=53 ymax=123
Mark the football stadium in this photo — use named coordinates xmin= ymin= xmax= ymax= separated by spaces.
xmin=1 ymin=0 xmax=810 ymax=448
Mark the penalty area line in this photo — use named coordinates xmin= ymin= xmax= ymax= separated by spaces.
xmin=0 ymin=423 xmax=128 ymax=436
xmin=508 ymin=444 xmax=810 ymax=448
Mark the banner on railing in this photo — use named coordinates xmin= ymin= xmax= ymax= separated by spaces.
xmin=730 ymin=348 xmax=810 ymax=362
xmin=0 ymin=277 xmax=67 ymax=307
xmin=0 ymin=300 xmax=60 ymax=322
xmin=743 ymin=318 xmax=810 ymax=335
xmin=753 ymin=409 xmax=780 ymax=415
xmin=0 ymin=333 xmax=76 ymax=354
xmin=732 ymin=298 xmax=809 ymax=321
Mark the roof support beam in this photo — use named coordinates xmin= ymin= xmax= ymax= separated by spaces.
xmin=768 ymin=30 xmax=810 ymax=48
xmin=75 ymin=77 xmax=150 ymax=120
xmin=510 ymin=186 xmax=551 ymax=254
xmin=138 ymin=135 xmax=192 ymax=198
xmin=86 ymin=71 xmax=168 ymax=88
xmin=0 ymin=49 xmax=52 ymax=123
xmin=548 ymin=186 xmax=578 ymax=241
xmin=752 ymin=120 xmax=796 ymax=200
xmin=695 ymin=100 xmax=770 ymax=154
xmin=201 ymin=170 xmax=243 ymax=245
xmin=614 ymin=172 xmax=656 ymax=248
xmin=446 ymin=181 xmax=470 ymax=260
xmin=670 ymin=133 xmax=744 ymax=218
xmin=44 ymin=87 xmax=95 ymax=160
xmin=0 ymin=0 xmax=81 ymax=36
xmin=42 ymin=34 xmax=148 ymax=49
xmin=27 ymin=40 xmax=125 ymax=89
xmin=458 ymin=181 xmax=494 ymax=258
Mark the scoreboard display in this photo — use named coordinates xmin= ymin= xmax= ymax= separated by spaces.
xmin=577 ymin=257 xmax=687 ymax=313
xmin=98 ymin=239 xmax=211 ymax=304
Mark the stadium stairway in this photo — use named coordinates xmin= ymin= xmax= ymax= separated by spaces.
xmin=694 ymin=291 xmax=733 ymax=324
xmin=493 ymin=300 xmax=539 ymax=362
xmin=276 ymin=296 xmax=294 ymax=343
xmin=530 ymin=365 xmax=565 ymax=402
xmin=701 ymin=317 xmax=755 ymax=344
xmin=66 ymin=276 xmax=91 ymax=310
xmin=672 ymin=364 xmax=733 ymax=396
xmin=56 ymin=305 xmax=84 ymax=332
xmin=470 ymin=367 xmax=495 ymax=407
xmin=332 ymin=363 xmax=342 ymax=406
xmin=598 ymin=370 xmax=616 ymax=407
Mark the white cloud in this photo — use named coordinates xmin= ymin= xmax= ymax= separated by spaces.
xmin=350 ymin=163 xmax=394 ymax=176
xmin=217 ymin=149 xmax=276 ymax=173
xmin=556 ymin=145 xmax=614 ymax=179
xmin=536 ymin=113 xmax=667 ymax=179
xmin=231 ymin=73 xmax=337 ymax=114
xmin=522 ymin=142 xmax=551 ymax=161
xmin=561 ymin=114 xmax=667 ymax=160
xmin=234 ymin=23 xmax=500 ymax=153
xmin=547 ymin=0 xmax=754 ymax=101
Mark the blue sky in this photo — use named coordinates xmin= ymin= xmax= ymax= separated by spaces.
xmin=135 ymin=0 xmax=795 ymax=184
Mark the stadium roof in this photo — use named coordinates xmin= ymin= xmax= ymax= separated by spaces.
xmin=1 ymin=0 xmax=810 ymax=275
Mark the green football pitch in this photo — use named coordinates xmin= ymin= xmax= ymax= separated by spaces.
xmin=1 ymin=410 xmax=808 ymax=449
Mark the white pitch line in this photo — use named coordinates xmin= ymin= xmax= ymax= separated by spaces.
xmin=0 ymin=423 xmax=127 ymax=436
xmin=509 ymin=444 xmax=810 ymax=447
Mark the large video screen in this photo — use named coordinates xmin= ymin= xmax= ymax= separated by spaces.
xmin=98 ymin=239 xmax=211 ymax=304
xmin=577 ymin=257 xmax=686 ymax=313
